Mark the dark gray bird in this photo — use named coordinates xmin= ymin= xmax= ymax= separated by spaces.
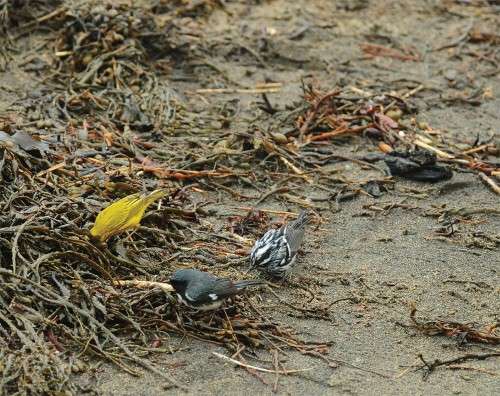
xmin=250 ymin=210 xmax=310 ymax=278
xmin=169 ymin=269 xmax=264 ymax=311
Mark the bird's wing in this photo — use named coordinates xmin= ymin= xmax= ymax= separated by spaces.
xmin=185 ymin=278 xmax=240 ymax=305
xmin=251 ymin=228 xmax=283 ymax=258
xmin=90 ymin=193 xmax=142 ymax=239
xmin=210 ymin=279 xmax=246 ymax=299
xmin=251 ymin=227 xmax=294 ymax=269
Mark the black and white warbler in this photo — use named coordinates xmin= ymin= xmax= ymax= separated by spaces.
xmin=250 ymin=210 xmax=310 ymax=278
xmin=169 ymin=269 xmax=264 ymax=311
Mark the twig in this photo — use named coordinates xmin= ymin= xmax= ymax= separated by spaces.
xmin=194 ymin=88 xmax=280 ymax=94
xmin=36 ymin=162 xmax=67 ymax=177
xmin=402 ymin=84 xmax=424 ymax=99
xmin=394 ymin=357 xmax=421 ymax=379
xmin=266 ymin=287 xmax=328 ymax=318
xmin=414 ymin=139 xmax=454 ymax=159
xmin=114 ymin=279 xmax=174 ymax=292
xmin=308 ymin=124 xmax=372 ymax=141
xmin=478 ymin=172 xmax=500 ymax=195
xmin=447 ymin=364 xmax=499 ymax=376
xmin=417 ymin=352 xmax=500 ymax=379
xmin=234 ymin=207 xmax=299 ymax=217
xmin=303 ymin=350 xmax=392 ymax=379
xmin=212 ymin=352 xmax=312 ymax=374
xmin=16 ymin=6 xmax=68 ymax=30
xmin=236 ymin=41 xmax=269 ymax=68
xmin=279 ymin=157 xmax=313 ymax=184
xmin=299 ymin=89 xmax=342 ymax=138
xmin=360 ymin=43 xmax=420 ymax=61
xmin=255 ymin=187 xmax=290 ymax=205
xmin=462 ymin=144 xmax=495 ymax=155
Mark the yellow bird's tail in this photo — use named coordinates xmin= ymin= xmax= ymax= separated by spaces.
xmin=142 ymin=189 xmax=167 ymax=206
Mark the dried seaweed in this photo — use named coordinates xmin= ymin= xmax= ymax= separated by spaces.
xmin=407 ymin=304 xmax=500 ymax=345
xmin=0 ymin=0 xmax=63 ymax=32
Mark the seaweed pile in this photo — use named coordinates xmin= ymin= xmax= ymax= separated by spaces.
xmin=0 ymin=1 xmax=331 ymax=394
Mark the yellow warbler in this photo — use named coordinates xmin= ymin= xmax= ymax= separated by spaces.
xmin=90 ymin=189 xmax=166 ymax=242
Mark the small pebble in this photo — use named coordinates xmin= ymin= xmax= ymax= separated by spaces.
xmin=418 ymin=121 xmax=429 ymax=130
xmin=444 ymin=69 xmax=458 ymax=81
xmin=386 ymin=108 xmax=402 ymax=121
xmin=270 ymin=132 xmax=288 ymax=144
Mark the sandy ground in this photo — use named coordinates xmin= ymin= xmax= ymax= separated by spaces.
xmin=2 ymin=0 xmax=499 ymax=394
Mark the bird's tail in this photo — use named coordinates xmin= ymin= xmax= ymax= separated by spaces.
xmin=142 ymin=189 xmax=167 ymax=207
xmin=234 ymin=279 xmax=265 ymax=290
xmin=132 ymin=189 xmax=168 ymax=222
xmin=291 ymin=210 xmax=310 ymax=229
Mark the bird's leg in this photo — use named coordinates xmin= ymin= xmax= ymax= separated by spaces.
xmin=125 ymin=229 xmax=139 ymax=251
xmin=174 ymin=307 xmax=184 ymax=327
xmin=207 ymin=311 xmax=217 ymax=326
xmin=127 ymin=227 xmax=139 ymax=239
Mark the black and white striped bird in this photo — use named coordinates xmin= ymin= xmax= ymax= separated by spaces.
xmin=169 ymin=269 xmax=264 ymax=311
xmin=250 ymin=210 xmax=310 ymax=278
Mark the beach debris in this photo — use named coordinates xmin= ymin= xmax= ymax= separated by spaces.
xmin=384 ymin=149 xmax=453 ymax=182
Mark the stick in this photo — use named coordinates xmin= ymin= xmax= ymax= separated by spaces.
xmin=447 ymin=365 xmax=499 ymax=376
xmin=478 ymin=172 xmax=500 ymax=195
xmin=266 ymin=287 xmax=327 ymax=317
xmin=414 ymin=140 xmax=454 ymax=159
xmin=233 ymin=207 xmax=299 ymax=217
xmin=360 ymin=43 xmax=420 ymax=61
xmin=212 ymin=352 xmax=312 ymax=374
xmin=193 ymin=88 xmax=280 ymax=94
xmin=279 ymin=157 xmax=313 ymax=184
xmin=423 ymin=352 xmax=500 ymax=371
xmin=114 ymin=279 xmax=173 ymax=292
xmin=17 ymin=6 xmax=68 ymax=30
xmin=462 ymin=144 xmax=495 ymax=155
xmin=36 ymin=162 xmax=66 ymax=177
xmin=308 ymin=124 xmax=372 ymax=141
xmin=402 ymin=84 xmax=424 ymax=99
xmin=299 ymin=89 xmax=342 ymax=137
xmin=255 ymin=187 xmax=290 ymax=205
xmin=394 ymin=357 xmax=421 ymax=379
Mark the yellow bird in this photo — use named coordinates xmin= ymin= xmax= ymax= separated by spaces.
xmin=90 ymin=189 xmax=167 ymax=242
